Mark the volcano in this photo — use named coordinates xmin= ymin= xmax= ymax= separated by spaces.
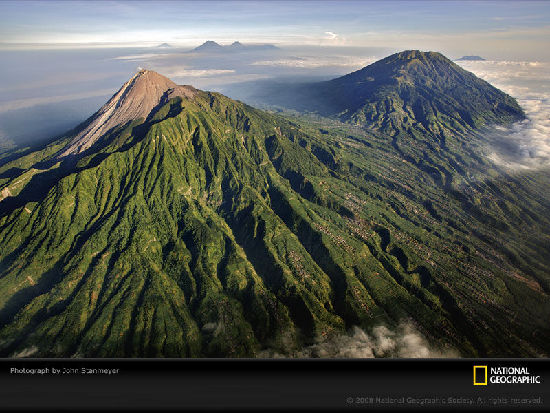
xmin=59 ymin=70 xmax=196 ymax=157
xmin=315 ymin=50 xmax=523 ymax=133
xmin=0 ymin=56 xmax=549 ymax=358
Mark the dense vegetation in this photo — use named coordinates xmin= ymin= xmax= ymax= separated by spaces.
xmin=0 ymin=52 xmax=548 ymax=358
xmin=243 ymin=51 xmax=524 ymax=133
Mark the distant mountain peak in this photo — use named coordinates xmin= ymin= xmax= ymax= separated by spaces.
xmin=156 ymin=43 xmax=173 ymax=48
xmin=192 ymin=40 xmax=224 ymax=52
xmin=256 ymin=50 xmax=523 ymax=138
xmin=456 ymin=55 xmax=486 ymax=61
xmin=202 ymin=40 xmax=221 ymax=46
xmin=322 ymin=50 xmax=523 ymax=133
xmin=192 ymin=40 xmax=278 ymax=53
xmin=58 ymin=70 xmax=195 ymax=157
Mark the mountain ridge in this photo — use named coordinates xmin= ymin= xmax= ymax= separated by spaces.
xmin=245 ymin=50 xmax=524 ymax=138
xmin=456 ymin=55 xmax=486 ymax=61
xmin=58 ymin=70 xmax=196 ymax=157
xmin=192 ymin=40 xmax=279 ymax=53
xmin=0 ymin=54 xmax=549 ymax=358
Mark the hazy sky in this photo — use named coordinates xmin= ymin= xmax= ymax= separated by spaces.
xmin=1 ymin=1 xmax=549 ymax=151
xmin=1 ymin=1 xmax=550 ymax=59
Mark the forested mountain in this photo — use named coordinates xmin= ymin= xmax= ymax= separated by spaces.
xmin=0 ymin=59 xmax=548 ymax=358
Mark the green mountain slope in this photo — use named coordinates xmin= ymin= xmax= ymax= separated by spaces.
xmin=244 ymin=50 xmax=523 ymax=134
xmin=0 ymin=66 xmax=548 ymax=358
xmin=319 ymin=50 xmax=523 ymax=131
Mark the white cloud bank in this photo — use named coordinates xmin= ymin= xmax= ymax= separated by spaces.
xmin=487 ymin=97 xmax=550 ymax=170
xmin=114 ymin=53 xmax=171 ymax=61
xmin=0 ymin=89 xmax=115 ymax=113
xmin=457 ymin=60 xmax=550 ymax=170
xmin=164 ymin=68 xmax=235 ymax=78
xmin=261 ymin=322 xmax=458 ymax=358
xmin=252 ymin=55 xmax=376 ymax=69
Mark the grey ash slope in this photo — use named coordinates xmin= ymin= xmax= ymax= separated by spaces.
xmin=59 ymin=70 xmax=196 ymax=157
xmin=0 ymin=56 xmax=549 ymax=358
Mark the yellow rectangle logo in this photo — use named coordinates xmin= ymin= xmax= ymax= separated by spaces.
xmin=474 ymin=365 xmax=488 ymax=385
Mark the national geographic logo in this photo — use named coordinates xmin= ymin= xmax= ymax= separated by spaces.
xmin=473 ymin=366 xmax=487 ymax=386
xmin=474 ymin=365 xmax=542 ymax=385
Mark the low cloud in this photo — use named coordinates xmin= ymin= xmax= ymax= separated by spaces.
xmin=165 ymin=69 xmax=235 ymax=78
xmin=487 ymin=97 xmax=550 ymax=169
xmin=114 ymin=53 xmax=170 ymax=61
xmin=261 ymin=321 xmax=458 ymax=358
xmin=193 ymin=73 xmax=271 ymax=87
xmin=0 ymin=89 xmax=114 ymax=113
xmin=252 ymin=56 xmax=376 ymax=69
xmin=0 ymin=71 xmax=129 ymax=93
xmin=457 ymin=60 xmax=550 ymax=85
xmin=457 ymin=60 xmax=550 ymax=170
